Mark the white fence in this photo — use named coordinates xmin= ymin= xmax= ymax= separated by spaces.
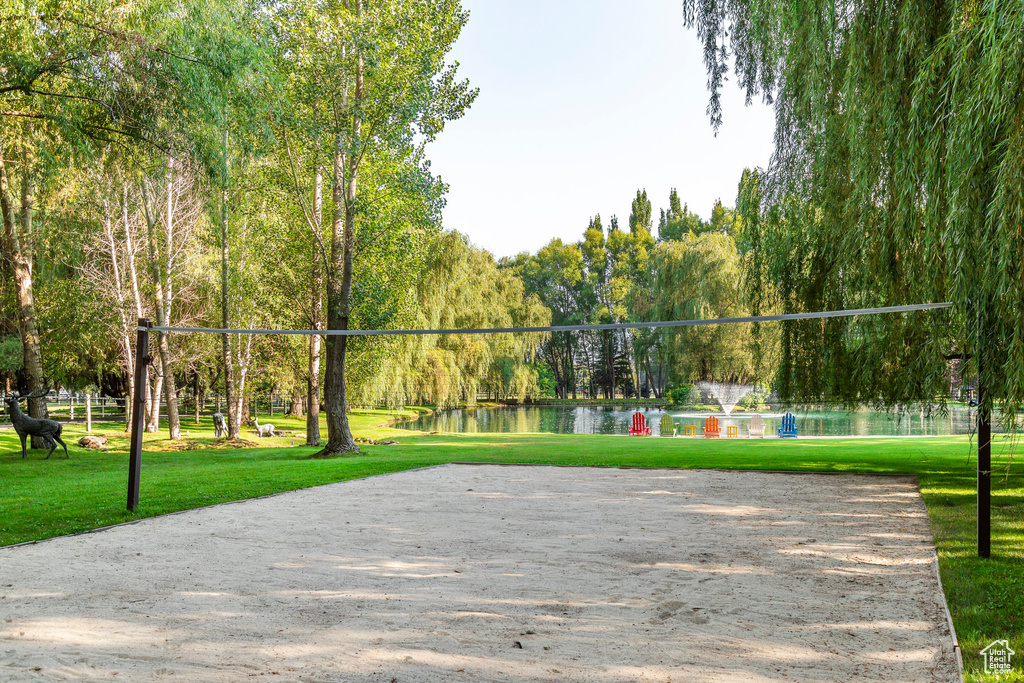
xmin=0 ymin=393 xmax=301 ymax=425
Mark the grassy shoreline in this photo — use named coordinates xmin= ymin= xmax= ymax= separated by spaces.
xmin=1 ymin=408 xmax=1021 ymax=681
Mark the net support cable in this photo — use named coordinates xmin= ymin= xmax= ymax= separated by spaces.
xmin=144 ymin=302 xmax=953 ymax=337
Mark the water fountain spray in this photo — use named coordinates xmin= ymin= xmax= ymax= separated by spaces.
xmin=698 ymin=382 xmax=756 ymax=416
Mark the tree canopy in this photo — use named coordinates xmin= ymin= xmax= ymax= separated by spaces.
xmin=0 ymin=0 xmax=481 ymax=452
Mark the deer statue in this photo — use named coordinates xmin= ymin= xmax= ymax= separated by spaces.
xmin=253 ymin=416 xmax=275 ymax=438
xmin=5 ymin=391 xmax=69 ymax=460
xmin=212 ymin=412 xmax=227 ymax=438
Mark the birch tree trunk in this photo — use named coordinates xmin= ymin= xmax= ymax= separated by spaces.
xmin=194 ymin=370 xmax=201 ymax=424
xmin=605 ymin=332 xmax=615 ymax=398
xmin=102 ymin=198 xmax=135 ymax=432
xmin=159 ymin=159 xmax=181 ymax=439
xmin=229 ymin=216 xmax=254 ymax=437
xmin=569 ymin=336 xmax=577 ymax=400
xmin=220 ymin=180 xmax=240 ymax=438
xmin=121 ymin=185 xmax=148 ymax=430
xmin=154 ymin=280 xmax=180 ymax=437
xmin=141 ymin=179 xmax=163 ymax=433
xmin=230 ymin=335 xmax=254 ymax=435
xmin=141 ymin=163 xmax=180 ymax=439
xmin=146 ymin=357 xmax=163 ymax=431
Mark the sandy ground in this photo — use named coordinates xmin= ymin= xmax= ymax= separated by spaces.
xmin=1 ymin=465 xmax=961 ymax=682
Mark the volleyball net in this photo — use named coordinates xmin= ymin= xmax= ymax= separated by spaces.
xmin=127 ymin=299 xmax=997 ymax=560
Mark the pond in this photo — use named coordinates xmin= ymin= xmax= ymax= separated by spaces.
xmin=394 ymin=404 xmax=992 ymax=437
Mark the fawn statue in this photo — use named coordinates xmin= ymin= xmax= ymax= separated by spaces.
xmin=212 ymin=412 xmax=227 ymax=438
xmin=253 ymin=416 xmax=275 ymax=438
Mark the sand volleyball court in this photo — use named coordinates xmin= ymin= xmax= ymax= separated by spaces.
xmin=1 ymin=464 xmax=961 ymax=681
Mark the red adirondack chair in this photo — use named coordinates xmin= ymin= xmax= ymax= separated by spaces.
xmin=703 ymin=415 xmax=721 ymax=438
xmin=628 ymin=411 xmax=652 ymax=436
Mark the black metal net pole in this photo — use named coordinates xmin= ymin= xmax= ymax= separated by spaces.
xmin=127 ymin=319 xmax=151 ymax=512
xmin=978 ymin=384 xmax=991 ymax=558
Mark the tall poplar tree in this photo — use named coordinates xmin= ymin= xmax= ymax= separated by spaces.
xmin=272 ymin=0 xmax=475 ymax=456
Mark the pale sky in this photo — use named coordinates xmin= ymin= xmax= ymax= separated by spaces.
xmin=426 ymin=0 xmax=777 ymax=258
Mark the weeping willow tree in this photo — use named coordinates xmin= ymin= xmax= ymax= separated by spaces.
xmin=683 ymin=1 xmax=1023 ymax=425
xmin=356 ymin=231 xmax=551 ymax=408
xmin=651 ymin=232 xmax=771 ymax=385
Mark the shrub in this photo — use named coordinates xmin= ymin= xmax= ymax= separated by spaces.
xmin=666 ymin=384 xmax=695 ymax=405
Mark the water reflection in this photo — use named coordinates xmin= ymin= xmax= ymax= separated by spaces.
xmin=395 ymin=405 xmax=992 ymax=437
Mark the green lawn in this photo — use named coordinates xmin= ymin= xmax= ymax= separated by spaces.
xmin=1 ymin=408 xmax=1021 ymax=682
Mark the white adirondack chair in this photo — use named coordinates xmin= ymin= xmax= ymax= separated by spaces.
xmin=747 ymin=414 xmax=766 ymax=438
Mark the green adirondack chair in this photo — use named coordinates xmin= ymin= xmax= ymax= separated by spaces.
xmin=659 ymin=414 xmax=675 ymax=437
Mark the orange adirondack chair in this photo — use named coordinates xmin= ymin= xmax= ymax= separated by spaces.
xmin=703 ymin=415 xmax=721 ymax=438
xmin=628 ymin=411 xmax=652 ymax=436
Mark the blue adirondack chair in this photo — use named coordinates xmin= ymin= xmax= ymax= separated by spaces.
xmin=778 ymin=412 xmax=798 ymax=438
